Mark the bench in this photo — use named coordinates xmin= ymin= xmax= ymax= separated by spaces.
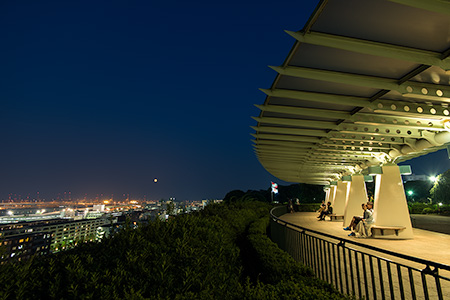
xmin=371 ymin=225 xmax=406 ymax=237
xmin=328 ymin=214 xmax=344 ymax=221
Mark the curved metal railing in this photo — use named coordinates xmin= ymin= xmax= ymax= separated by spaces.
xmin=270 ymin=206 xmax=450 ymax=300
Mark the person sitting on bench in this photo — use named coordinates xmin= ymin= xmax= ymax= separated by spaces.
xmin=318 ymin=201 xmax=333 ymax=221
xmin=343 ymin=203 xmax=366 ymax=231
xmin=349 ymin=201 xmax=374 ymax=237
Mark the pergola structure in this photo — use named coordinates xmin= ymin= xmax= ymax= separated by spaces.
xmin=252 ymin=0 xmax=450 ymax=239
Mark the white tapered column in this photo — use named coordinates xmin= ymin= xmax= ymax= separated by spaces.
xmin=324 ymin=188 xmax=330 ymax=203
xmin=329 ymin=185 xmax=337 ymax=206
xmin=373 ymin=165 xmax=413 ymax=239
xmin=343 ymin=175 xmax=368 ymax=227
xmin=333 ymin=181 xmax=349 ymax=216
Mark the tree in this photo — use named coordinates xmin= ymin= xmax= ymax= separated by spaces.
xmin=223 ymin=190 xmax=245 ymax=204
xmin=404 ymin=180 xmax=433 ymax=202
xmin=430 ymin=169 xmax=450 ymax=204
xmin=166 ymin=201 xmax=175 ymax=216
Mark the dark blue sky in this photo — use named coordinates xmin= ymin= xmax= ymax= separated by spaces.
xmin=1 ymin=0 xmax=449 ymax=201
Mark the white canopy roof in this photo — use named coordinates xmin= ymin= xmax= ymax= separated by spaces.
xmin=253 ymin=0 xmax=450 ymax=185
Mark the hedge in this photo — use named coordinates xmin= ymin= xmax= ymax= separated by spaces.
xmin=245 ymin=216 xmax=348 ymax=299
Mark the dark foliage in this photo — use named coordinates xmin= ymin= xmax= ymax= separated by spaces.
xmin=223 ymin=190 xmax=245 ymax=204
xmin=0 ymin=201 xmax=347 ymax=299
xmin=404 ymin=180 xmax=433 ymax=202
xmin=430 ymin=169 xmax=450 ymax=204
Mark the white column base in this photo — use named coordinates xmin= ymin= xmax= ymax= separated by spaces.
xmin=343 ymin=175 xmax=368 ymax=228
xmin=333 ymin=181 xmax=349 ymax=216
xmin=373 ymin=165 xmax=413 ymax=239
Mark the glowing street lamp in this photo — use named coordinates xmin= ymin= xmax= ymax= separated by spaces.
xmin=407 ymin=190 xmax=414 ymax=196
xmin=429 ymin=176 xmax=438 ymax=183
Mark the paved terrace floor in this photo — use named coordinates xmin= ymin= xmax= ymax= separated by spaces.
xmin=279 ymin=212 xmax=450 ymax=268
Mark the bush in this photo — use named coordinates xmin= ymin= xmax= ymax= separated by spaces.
xmin=296 ymin=203 xmax=322 ymax=212
xmin=438 ymin=205 xmax=450 ymax=216
xmin=422 ymin=207 xmax=435 ymax=214
xmin=245 ymin=216 xmax=347 ymax=299
xmin=248 ymin=215 xmax=270 ymax=235
xmin=408 ymin=202 xmax=431 ymax=214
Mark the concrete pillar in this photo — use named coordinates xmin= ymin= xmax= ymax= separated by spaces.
xmin=333 ymin=181 xmax=349 ymax=216
xmin=324 ymin=188 xmax=330 ymax=204
xmin=343 ymin=175 xmax=368 ymax=227
xmin=373 ymin=165 xmax=413 ymax=239
xmin=330 ymin=185 xmax=337 ymax=206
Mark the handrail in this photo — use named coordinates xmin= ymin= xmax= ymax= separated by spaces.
xmin=270 ymin=206 xmax=450 ymax=272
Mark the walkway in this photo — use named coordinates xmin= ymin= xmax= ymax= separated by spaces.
xmin=410 ymin=214 xmax=450 ymax=235
xmin=278 ymin=212 xmax=450 ymax=299
xmin=280 ymin=212 xmax=450 ymax=266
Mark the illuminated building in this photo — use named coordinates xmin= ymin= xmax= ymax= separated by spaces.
xmin=0 ymin=232 xmax=51 ymax=262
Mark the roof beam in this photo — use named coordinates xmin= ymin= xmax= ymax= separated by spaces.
xmin=328 ymin=137 xmax=404 ymax=145
xmin=372 ymin=99 xmax=450 ymax=119
xmin=270 ymin=66 xmax=399 ymax=90
xmin=255 ymin=150 xmax=311 ymax=158
xmin=336 ymin=123 xmax=422 ymax=138
xmin=326 ymin=133 xmax=404 ymax=144
xmin=351 ymin=113 xmax=445 ymax=131
xmin=250 ymin=126 xmax=328 ymax=137
xmin=269 ymin=66 xmax=450 ymax=96
xmin=251 ymin=133 xmax=322 ymax=143
xmin=251 ymin=116 xmax=339 ymax=130
xmin=255 ymin=104 xmax=351 ymax=119
xmin=387 ymin=0 xmax=450 ymax=16
xmin=252 ymin=139 xmax=316 ymax=149
xmin=260 ymin=88 xmax=370 ymax=107
xmin=286 ymin=30 xmax=450 ymax=70
xmin=317 ymin=147 xmax=388 ymax=155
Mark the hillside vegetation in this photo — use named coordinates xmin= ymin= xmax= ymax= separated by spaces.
xmin=0 ymin=201 xmax=347 ymax=299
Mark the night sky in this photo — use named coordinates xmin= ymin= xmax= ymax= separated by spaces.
xmin=2 ymin=0 xmax=449 ymax=202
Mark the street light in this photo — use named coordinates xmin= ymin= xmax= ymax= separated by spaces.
xmin=429 ymin=176 xmax=438 ymax=183
xmin=407 ymin=190 xmax=414 ymax=196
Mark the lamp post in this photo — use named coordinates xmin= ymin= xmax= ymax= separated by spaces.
xmin=407 ymin=190 xmax=414 ymax=202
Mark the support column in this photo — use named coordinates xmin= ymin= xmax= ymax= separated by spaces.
xmin=324 ymin=187 xmax=330 ymax=204
xmin=343 ymin=175 xmax=368 ymax=227
xmin=373 ymin=165 xmax=413 ymax=239
xmin=333 ymin=181 xmax=349 ymax=216
xmin=329 ymin=184 xmax=337 ymax=207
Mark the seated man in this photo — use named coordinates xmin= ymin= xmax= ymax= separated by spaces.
xmin=318 ymin=201 xmax=333 ymax=221
xmin=343 ymin=203 xmax=366 ymax=231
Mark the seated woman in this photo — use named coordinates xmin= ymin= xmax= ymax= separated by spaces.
xmin=343 ymin=203 xmax=366 ymax=231
xmin=317 ymin=202 xmax=333 ymax=221
xmin=316 ymin=202 xmax=326 ymax=215
xmin=349 ymin=202 xmax=374 ymax=237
